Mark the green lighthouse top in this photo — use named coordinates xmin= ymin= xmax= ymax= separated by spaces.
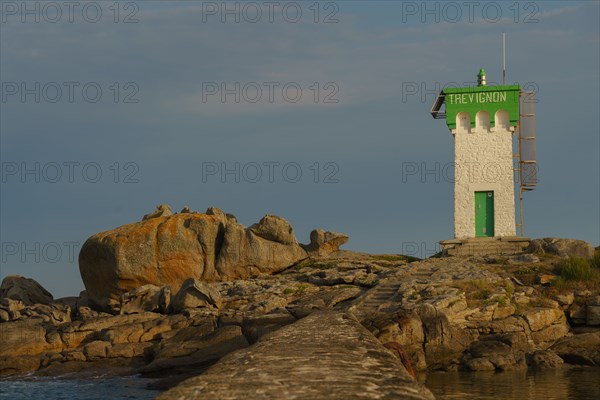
xmin=430 ymin=69 xmax=520 ymax=129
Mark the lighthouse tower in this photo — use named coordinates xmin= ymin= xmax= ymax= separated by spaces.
xmin=431 ymin=69 xmax=530 ymax=255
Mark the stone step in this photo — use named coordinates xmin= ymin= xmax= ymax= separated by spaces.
xmin=349 ymin=282 xmax=402 ymax=316
xmin=440 ymin=237 xmax=530 ymax=256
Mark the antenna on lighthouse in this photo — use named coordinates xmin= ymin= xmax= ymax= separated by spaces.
xmin=503 ymin=32 xmax=506 ymax=85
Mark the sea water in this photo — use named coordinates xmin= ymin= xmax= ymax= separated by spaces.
xmin=2 ymin=368 xmax=599 ymax=399
xmin=0 ymin=375 xmax=160 ymax=400
xmin=423 ymin=368 xmax=600 ymax=400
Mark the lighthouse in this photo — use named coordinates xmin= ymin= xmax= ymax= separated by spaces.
xmin=431 ymin=69 xmax=532 ymax=255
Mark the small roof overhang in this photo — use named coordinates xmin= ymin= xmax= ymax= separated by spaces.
xmin=430 ymin=91 xmax=446 ymax=119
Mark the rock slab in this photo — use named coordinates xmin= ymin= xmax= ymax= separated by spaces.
xmin=1 ymin=276 xmax=53 ymax=306
xmin=527 ymin=238 xmax=595 ymax=259
xmin=158 ymin=312 xmax=435 ymax=400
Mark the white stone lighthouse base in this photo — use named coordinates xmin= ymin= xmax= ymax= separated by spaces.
xmin=440 ymin=237 xmax=530 ymax=257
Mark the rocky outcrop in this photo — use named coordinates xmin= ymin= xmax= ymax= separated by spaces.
xmin=0 ymin=298 xmax=23 ymax=322
xmin=249 ymin=215 xmax=297 ymax=245
xmin=157 ymin=312 xmax=435 ymax=400
xmin=585 ymin=296 xmax=600 ymax=326
xmin=171 ymin=279 xmax=222 ymax=313
xmin=214 ymin=215 xmax=307 ymax=281
xmin=141 ymin=324 xmax=249 ymax=378
xmin=2 ymin=232 xmax=598 ymax=393
xmin=79 ymin=212 xmax=221 ymax=311
xmin=79 ymin=207 xmax=308 ymax=311
xmin=143 ymin=204 xmax=173 ymax=220
xmin=302 ymin=228 xmax=349 ymax=256
xmin=119 ymin=285 xmax=171 ymax=315
xmin=527 ymin=350 xmax=564 ymax=370
xmin=566 ymin=294 xmax=600 ymax=326
xmin=528 ymin=238 xmax=596 ymax=259
xmin=0 ymin=277 xmax=68 ymax=324
xmin=0 ymin=319 xmax=60 ymax=358
xmin=1 ymin=276 xmax=54 ymax=306
xmin=461 ymin=337 xmax=527 ymax=371
xmin=418 ymin=303 xmax=475 ymax=369
xmin=551 ymin=332 xmax=600 ymax=366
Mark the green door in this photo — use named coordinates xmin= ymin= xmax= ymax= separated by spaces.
xmin=475 ymin=191 xmax=494 ymax=237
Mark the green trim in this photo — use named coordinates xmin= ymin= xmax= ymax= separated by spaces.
xmin=443 ymin=85 xmax=520 ymax=129
xmin=443 ymin=85 xmax=520 ymax=94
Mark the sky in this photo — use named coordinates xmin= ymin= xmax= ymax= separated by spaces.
xmin=1 ymin=1 xmax=599 ymax=298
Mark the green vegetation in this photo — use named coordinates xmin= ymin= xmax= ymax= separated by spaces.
xmin=293 ymin=259 xmax=336 ymax=270
xmin=473 ymin=289 xmax=492 ymax=300
xmin=453 ymin=279 xmax=495 ymax=307
xmin=554 ymin=257 xmax=598 ymax=281
xmin=283 ymin=284 xmax=309 ymax=295
xmin=336 ymin=284 xmax=358 ymax=289
xmin=513 ymin=265 xmax=540 ymax=286
xmin=293 ymin=259 xmax=316 ymax=270
xmin=315 ymin=262 xmax=337 ymax=270
xmin=548 ymin=256 xmax=600 ymax=294
xmin=482 ymin=298 xmax=499 ymax=306
xmin=486 ymin=256 xmax=509 ymax=265
xmin=453 ymin=280 xmax=517 ymax=308
xmin=590 ymin=249 xmax=600 ymax=270
xmin=372 ymin=254 xmax=421 ymax=263
xmin=515 ymin=266 xmax=539 ymax=275
xmin=537 ymin=252 xmax=556 ymax=261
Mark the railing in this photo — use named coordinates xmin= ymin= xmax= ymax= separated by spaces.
xmin=515 ymin=91 xmax=537 ymax=236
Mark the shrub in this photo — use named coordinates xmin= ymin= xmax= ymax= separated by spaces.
xmin=473 ymin=289 xmax=492 ymax=300
xmin=513 ymin=266 xmax=540 ymax=286
xmin=296 ymin=284 xmax=309 ymax=293
xmin=495 ymin=256 xmax=510 ymax=265
xmin=590 ymin=249 xmax=600 ymax=270
xmin=551 ymin=277 xmax=569 ymax=291
xmin=554 ymin=257 xmax=597 ymax=281
xmin=283 ymin=284 xmax=309 ymax=295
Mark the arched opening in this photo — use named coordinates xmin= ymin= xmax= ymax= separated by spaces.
xmin=495 ymin=110 xmax=509 ymax=130
xmin=456 ymin=112 xmax=470 ymax=133
xmin=476 ymin=111 xmax=490 ymax=132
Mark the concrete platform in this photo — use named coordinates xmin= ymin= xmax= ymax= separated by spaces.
xmin=440 ymin=236 xmax=531 ymax=256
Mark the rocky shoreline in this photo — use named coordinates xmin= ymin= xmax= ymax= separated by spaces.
xmin=1 ymin=207 xmax=599 ymax=398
